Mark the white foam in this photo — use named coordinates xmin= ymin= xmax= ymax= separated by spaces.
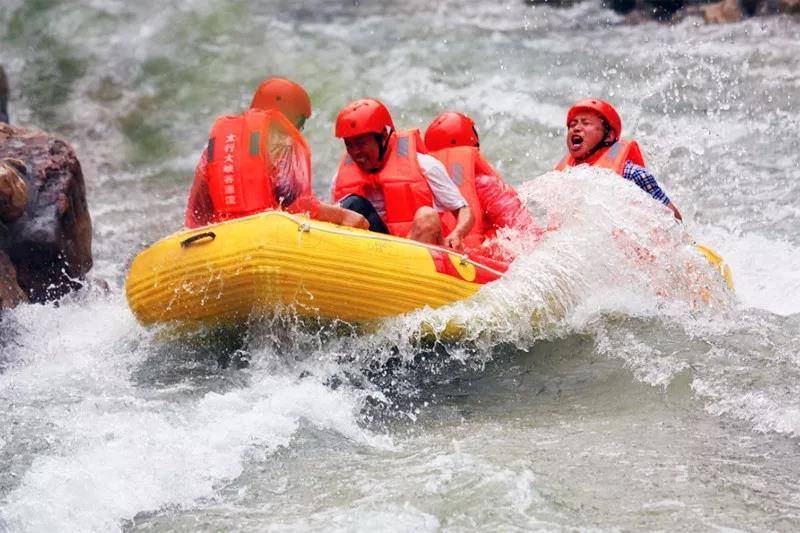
xmin=0 ymin=297 xmax=385 ymax=532
xmin=691 ymin=225 xmax=800 ymax=316
xmin=361 ymin=167 xmax=734 ymax=359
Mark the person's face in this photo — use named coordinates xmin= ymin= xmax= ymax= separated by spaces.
xmin=566 ymin=111 xmax=613 ymax=161
xmin=344 ymin=132 xmax=384 ymax=172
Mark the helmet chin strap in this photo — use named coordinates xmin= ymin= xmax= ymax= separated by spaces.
xmin=472 ymin=125 xmax=480 ymax=148
xmin=366 ymin=127 xmax=394 ymax=174
xmin=377 ymin=127 xmax=393 ymax=161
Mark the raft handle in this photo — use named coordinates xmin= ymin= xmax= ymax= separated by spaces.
xmin=180 ymin=231 xmax=216 ymax=248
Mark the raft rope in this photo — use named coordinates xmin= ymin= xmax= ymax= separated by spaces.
xmin=268 ymin=211 xmax=507 ymax=279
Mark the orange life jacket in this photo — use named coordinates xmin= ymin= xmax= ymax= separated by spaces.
xmin=206 ymin=109 xmax=310 ymax=222
xmin=333 ymin=129 xmax=447 ymax=237
xmin=427 ymin=146 xmax=489 ymax=239
xmin=554 ymin=139 xmax=646 ymax=176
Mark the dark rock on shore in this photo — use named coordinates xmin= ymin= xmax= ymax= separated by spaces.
xmin=0 ymin=66 xmax=8 ymax=124
xmin=524 ymin=0 xmax=584 ymax=5
xmin=0 ymin=123 xmax=93 ymax=304
xmin=0 ymin=249 xmax=27 ymax=310
xmin=0 ymin=158 xmax=28 ymax=224
xmin=527 ymin=0 xmax=693 ymax=17
xmin=689 ymin=0 xmax=799 ymax=24
xmin=698 ymin=0 xmax=744 ymax=22
xmin=525 ymin=0 xmax=799 ymax=23
xmin=0 ymin=160 xmax=28 ymax=311
xmin=637 ymin=0 xmax=688 ymax=20
xmin=778 ymin=0 xmax=800 ymax=13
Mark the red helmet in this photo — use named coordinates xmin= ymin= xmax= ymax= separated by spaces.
xmin=424 ymin=112 xmax=479 ymax=151
xmin=567 ymin=98 xmax=622 ymax=138
xmin=335 ymin=99 xmax=394 ymax=138
xmin=250 ymin=78 xmax=312 ymax=127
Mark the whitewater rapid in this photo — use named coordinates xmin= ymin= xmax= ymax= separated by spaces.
xmin=1 ymin=0 xmax=799 ymax=531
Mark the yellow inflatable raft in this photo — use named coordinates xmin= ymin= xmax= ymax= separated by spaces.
xmin=125 ymin=211 xmax=504 ymax=327
xmin=126 ymin=210 xmax=734 ymax=331
xmin=695 ymin=243 xmax=735 ymax=291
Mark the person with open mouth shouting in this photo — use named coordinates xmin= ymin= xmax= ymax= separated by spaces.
xmin=555 ymin=98 xmax=682 ymax=221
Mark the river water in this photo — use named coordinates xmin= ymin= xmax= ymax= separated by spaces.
xmin=1 ymin=1 xmax=799 ymax=531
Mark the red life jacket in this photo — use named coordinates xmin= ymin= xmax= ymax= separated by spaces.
xmin=206 ymin=109 xmax=311 ymax=222
xmin=554 ymin=139 xmax=646 ymax=176
xmin=333 ymin=129 xmax=449 ymax=237
xmin=428 ymin=146 xmax=487 ymax=239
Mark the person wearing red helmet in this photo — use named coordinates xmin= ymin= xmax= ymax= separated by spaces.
xmin=555 ymin=98 xmax=682 ymax=221
xmin=184 ymin=78 xmax=367 ymax=229
xmin=330 ymin=99 xmax=474 ymax=250
xmin=424 ymin=112 xmax=537 ymax=246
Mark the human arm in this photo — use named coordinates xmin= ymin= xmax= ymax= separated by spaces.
xmin=622 ymin=161 xmax=682 ymax=221
xmin=315 ymin=202 xmax=369 ymax=229
xmin=284 ymin=188 xmax=368 ymax=229
xmin=443 ymin=206 xmax=474 ymax=250
xmin=667 ymin=202 xmax=682 ymax=221
xmin=184 ymin=148 xmax=213 ymax=228
xmin=281 ymin=174 xmax=367 ymax=229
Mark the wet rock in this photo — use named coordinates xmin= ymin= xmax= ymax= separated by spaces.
xmin=0 ymin=249 xmax=27 ymax=310
xmin=647 ymin=0 xmax=688 ymax=19
xmin=606 ymin=0 xmax=639 ymax=13
xmin=778 ymin=0 xmax=800 ymax=12
xmin=701 ymin=0 xmax=744 ymax=22
xmin=0 ymin=159 xmax=28 ymax=223
xmin=622 ymin=8 xmax=661 ymax=22
xmin=0 ymin=65 xmax=8 ymax=124
xmin=538 ymin=0 xmax=775 ymax=22
xmin=740 ymin=0 xmax=762 ymax=15
xmin=0 ymin=123 xmax=93 ymax=303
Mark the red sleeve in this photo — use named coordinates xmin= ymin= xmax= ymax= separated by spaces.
xmin=184 ymin=148 xmax=213 ymax=228
xmin=475 ymin=173 xmax=538 ymax=233
xmin=285 ymin=194 xmax=321 ymax=219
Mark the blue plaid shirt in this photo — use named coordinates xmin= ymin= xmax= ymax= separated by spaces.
xmin=622 ymin=161 xmax=671 ymax=205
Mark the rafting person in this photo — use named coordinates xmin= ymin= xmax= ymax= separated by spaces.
xmin=555 ymin=98 xmax=683 ymax=221
xmin=424 ymin=111 xmax=537 ymax=250
xmin=184 ymin=78 xmax=367 ymax=229
xmin=331 ymin=98 xmax=474 ymax=250
xmin=556 ymin=99 xmax=734 ymax=291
